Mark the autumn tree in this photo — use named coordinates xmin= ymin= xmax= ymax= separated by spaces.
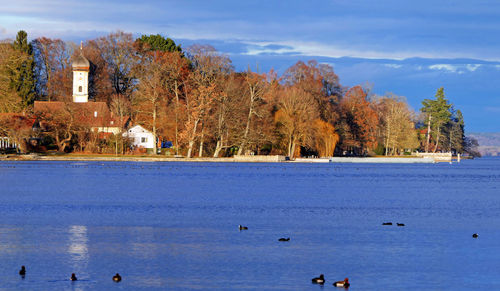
xmin=154 ymin=51 xmax=190 ymax=155
xmin=110 ymin=93 xmax=131 ymax=154
xmin=337 ymin=86 xmax=379 ymax=155
xmin=235 ymin=69 xmax=269 ymax=155
xmin=313 ymin=119 xmax=339 ymax=157
xmin=93 ymin=31 xmax=137 ymax=101
xmin=274 ymin=86 xmax=319 ymax=157
xmin=80 ymin=40 xmax=114 ymax=102
xmin=0 ymin=113 xmax=34 ymax=152
xmin=182 ymin=44 xmax=231 ymax=157
xmin=32 ymin=37 xmax=73 ymax=101
xmin=36 ymin=103 xmax=83 ymax=152
xmin=283 ymin=60 xmax=341 ymax=123
xmin=374 ymin=94 xmax=418 ymax=155
xmin=133 ymin=51 xmax=172 ymax=153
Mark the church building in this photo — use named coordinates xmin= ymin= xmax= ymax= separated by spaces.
xmin=34 ymin=45 xmax=129 ymax=135
xmin=72 ymin=44 xmax=90 ymax=103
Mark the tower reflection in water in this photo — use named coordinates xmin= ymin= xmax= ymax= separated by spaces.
xmin=67 ymin=225 xmax=89 ymax=282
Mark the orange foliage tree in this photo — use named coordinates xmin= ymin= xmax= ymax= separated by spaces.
xmin=313 ymin=119 xmax=339 ymax=157
xmin=338 ymin=86 xmax=379 ymax=155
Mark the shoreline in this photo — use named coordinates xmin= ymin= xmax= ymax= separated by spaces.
xmin=0 ymin=154 xmax=465 ymax=163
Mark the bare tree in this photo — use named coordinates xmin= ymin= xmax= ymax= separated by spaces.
xmin=236 ymin=69 xmax=268 ymax=155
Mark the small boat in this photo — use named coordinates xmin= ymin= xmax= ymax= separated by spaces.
xmin=397 ymin=223 xmax=405 ymax=227
xmin=333 ymin=278 xmax=350 ymax=288
xmin=70 ymin=273 xmax=77 ymax=281
xmin=312 ymin=274 xmax=325 ymax=284
xmin=113 ymin=273 xmax=122 ymax=282
xmin=238 ymin=225 xmax=248 ymax=230
xmin=19 ymin=266 xmax=26 ymax=276
xmin=278 ymin=237 xmax=290 ymax=241
xmin=472 ymin=233 xmax=478 ymax=238
xmin=382 ymin=222 xmax=392 ymax=225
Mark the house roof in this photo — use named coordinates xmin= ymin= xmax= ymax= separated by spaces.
xmin=127 ymin=125 xmax=152 ymax=133
xmin=34 ymin=101 xmax=129 ymax=129
xmin=0 ymin=113 xmax=36 ymax=131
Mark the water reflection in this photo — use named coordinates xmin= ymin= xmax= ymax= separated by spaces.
xmin=67 ymin=225 xmax=88 ymax=276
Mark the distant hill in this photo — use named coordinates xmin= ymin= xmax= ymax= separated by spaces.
xmin=468 ymin=133 xmax=500 ymax=156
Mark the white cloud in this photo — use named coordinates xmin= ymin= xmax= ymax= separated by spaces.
xmin=384 ymin=64 xmax=402 ymax=69
xmin=244 ymin=45 xmax=298 ymax=56
xmin=466 ymin=64 xmax=481 ymax=72
xmin=429 ymin=64 xmax=459 ymax=72
xmin=242 ymin=40 xmax=446 ymax=60
xmin=428 ymin=63 xmax=487 ymax=74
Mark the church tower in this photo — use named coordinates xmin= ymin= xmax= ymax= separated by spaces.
xmin=72 ymin=43 xmax=90 ymax=103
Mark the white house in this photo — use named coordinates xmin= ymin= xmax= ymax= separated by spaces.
xmin=123 ymin=125 xmax=155 ymax=149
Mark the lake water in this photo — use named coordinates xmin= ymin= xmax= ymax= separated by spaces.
xmin=0 ymin=158 xmax=499 ymax=290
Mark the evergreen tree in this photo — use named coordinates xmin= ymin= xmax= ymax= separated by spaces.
xmin=421 ymin=87 xmax=452 ymax=152
xmin=11 ymin=30 xmax=35 ymax=108
xmin=136 ymin=34 xmax=182 ymax=53
xmin=449 ymin=109 xmax=465 ymax=153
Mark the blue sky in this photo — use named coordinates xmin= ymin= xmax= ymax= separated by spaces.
xmin=2 ymin=0 xmax=500 ymax=132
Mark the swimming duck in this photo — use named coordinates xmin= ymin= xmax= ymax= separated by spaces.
xmin=397 ymin=223 xmax=405 ymax=227
xmin=382 ymin=222 xmax=392 ymax=225
xmin=278 ymin=237 xmax=290 ymax=241
xmin=239 ymin=225 xmax=248 ymax=230
xmin=113 ymin=273 xmax=122 ymax=282
xmin=333 ymin=277 xmax=350 ymax=288
xmin=472 ymin=233 xmax=478 ymax=238
xmin=19 ymin=265 xmax=26 ymax=276
xmin=70 ymin=273 xmax=77 ymax=281
xmin=311 ymin=274 xmax=325 ymax=284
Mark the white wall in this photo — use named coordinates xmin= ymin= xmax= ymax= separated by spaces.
xmin=72 ymin=70 xmax=88 ymax=103
xmin=123 ymin=125 xmax=155 ymax=149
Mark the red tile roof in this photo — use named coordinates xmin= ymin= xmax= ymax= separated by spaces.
xmin=0 ymin=113 xmax=36 ymax=130
xmin=34 ymin=101 xmax=129 ymax=128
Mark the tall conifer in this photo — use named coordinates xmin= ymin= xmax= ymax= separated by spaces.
xmin=11 ymin=30 xmax=36 ymax=108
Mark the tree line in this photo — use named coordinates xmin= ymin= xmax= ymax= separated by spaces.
xmin=0 ymin=30 xmax=480 ymax=157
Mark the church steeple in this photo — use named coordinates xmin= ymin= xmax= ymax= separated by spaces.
xmin=72 ymin=42 xmax=90 ymax=103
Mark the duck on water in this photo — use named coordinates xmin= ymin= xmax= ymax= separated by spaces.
xmin=333 ymin=278 xmax=350 ymax=288
xmin=311 ymin=274 xmax=325 ymax=284
xmin=19 ymin=266 xmax=26 ymax=277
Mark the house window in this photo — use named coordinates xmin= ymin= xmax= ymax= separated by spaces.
xmin=141 ymin=137 xmax=147 ymax=143
xmin=78 ymin=86 xmax=82 ymax=92
xmin=94 ymin=111 xmax=98 ymax=117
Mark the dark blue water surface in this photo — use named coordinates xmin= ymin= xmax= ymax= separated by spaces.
xmin=1 ymin=158 xmax=500 ymax=290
